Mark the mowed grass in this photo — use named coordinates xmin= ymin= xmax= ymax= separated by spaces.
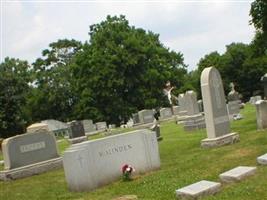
xmin=1 ymin=104 xmax=267 ymax=200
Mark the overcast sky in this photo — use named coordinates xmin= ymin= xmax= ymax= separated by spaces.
xmin=2 ymin=0 xmax=255 ymax=71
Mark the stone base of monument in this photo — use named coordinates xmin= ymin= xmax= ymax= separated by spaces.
xmin=175 ymin=180 xmax=221 ymax=200
xmin=201 ymin=132 xmax=239 ymax=148
xmin=257 ymin=153 xmax=267 ymax=165
xmin=68 ymin=136 xmax=87 ymax=144
xmin=0 ymin=157 xmax=62 ymax=181
xmin=219 ymin=166 xmax=256 ymax=183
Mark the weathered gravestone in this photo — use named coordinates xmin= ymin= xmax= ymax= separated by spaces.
xmin=173 ymin=106 xmax=180 ymax=115
xmin=82 ymin=119 xmax=96 ymax=134
xmin=178 ymin=93 xmax=187 ymax=116
xmin=95 ymin=121 xmax=107 ymax=130
xmin=63 ymin=129 xmax=160 ymax=192
xmin=41 ymin=119 xmax=70 ymax=137
xmin=138 ymin=109 xmax=154 ymax=124
xmin=132 ymin=113 xmax=140 ymax=124
xmin=227 ymin=101 xmax=241 ymax=120
xmin=159 ymin=107 xmax=173 ymax=120
xmin=200 ymin=67 xmax=239 ymax=148
xmin=68 ymin=121 xmax=87 ymax=144
xmin=198 ymin=100 xmax=204 ymax=112
xmin=261 ymin=73 xmax=267 ymax=99
xmin=184 ymin=90 xmax=200 ymax=116
xmin=249 ymin=95 xmax=262 ymax=105
xmin=27 ymin=123 xmax=49 ymax=134
xmin=255 ymin=100 xmax=267 ymax=130
xmin=0 ymin=129 xmax=62 ymax=180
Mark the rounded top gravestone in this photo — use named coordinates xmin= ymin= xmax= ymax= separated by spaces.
xmin=201 ymin=67 xmax=230 ymax=138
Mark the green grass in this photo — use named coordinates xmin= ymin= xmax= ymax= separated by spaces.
xmin=1 ymin=104 xmax=267 ymax=200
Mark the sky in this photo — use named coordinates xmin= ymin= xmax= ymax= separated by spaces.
xmin=1 ymin=0 xmax=255 ymax=71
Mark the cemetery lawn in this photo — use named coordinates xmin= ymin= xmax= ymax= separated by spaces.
xmin=1 ymin=104 xmax=267 ymax=200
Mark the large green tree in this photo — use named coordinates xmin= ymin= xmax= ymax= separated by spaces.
xmin=72 ymin=15 xmax=186 ymax=125
xmin=29 ymin=39 xmax=82 ymax=122
xmin=0 ymin=58 xmax=31 ymax=138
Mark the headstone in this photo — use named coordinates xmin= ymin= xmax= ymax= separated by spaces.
xmin=227 ymin=100 xmax=241 ymax=120
xmin=200 ymin=67 xmax=239 ymax=148
xmin=176 ymin=180 xmax=221 ymax=199
xmin=255 ymin=100 xmax=267 ymax=129
xmin=249 ymin=95 xmax=262 ymax=105
xmin=173 ymin=106 xmax=180 ymax=115
xmin=68 ymin=121 xmax=85 ymax=139
xmin=159 ymin=107 xmax=173 ymax=120
xmin=95 ymin=121 xmax=107 ymax=130
xmin=63 ymin=129 xmax=160 ymax=192
xmin=198 ymin=100 xmax=204 ymax=112
xmin=257 ymin=153 xmax=267 ymax=165
xmin=41 ymin=119 xmax=70 ymax=137
xmin=150 ymin=124 xmax=162 ymax=141
xmin=27 ymin=123 xmax=49 ymax=133
xmin=261 ymin=73 xmax=267 ymax=99
xmin=178 ymin=93 xmax=187 ymax=114
xmin=183 ymin=114 xmax=206 ymax=131
xmin=2 ymin=129 xmax=59 ymax=170
xmin=184 ymin=90 xmax=200 ymax=116
xmin=82 ymin=119 xmax=96 ymax=133
xmin=138 ymin=109 xmax=154 ymax=124
xmin=132 ymin=113 xmax=140 ymax=124
xmin=219 ymin=166 xmax=256 ymax=183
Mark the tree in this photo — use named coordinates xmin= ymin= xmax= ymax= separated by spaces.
xmin=72 ymin=15 xmax=186 ymax=125
xmin=0 ymin=58 xmax=31 ymax=138
xmin=29 ymin=39 xmax=82 ymax=122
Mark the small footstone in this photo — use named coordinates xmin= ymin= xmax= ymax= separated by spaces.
xmin=257 ymin=153 xmax=267 ymax=165
xmin=112 ymin=195 xmax=138 ymax=200
xmin=219 ymin=166 xmax=256 ymax=183
xmin=176 ymin=180 xmax=221 ymax=199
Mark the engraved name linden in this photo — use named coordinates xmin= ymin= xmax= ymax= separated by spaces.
xmin=98 ymin=144 xmax=133 ymax=157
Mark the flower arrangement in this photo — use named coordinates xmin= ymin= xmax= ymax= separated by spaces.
xmin=121 ymin=164 xmax=135 ymax=181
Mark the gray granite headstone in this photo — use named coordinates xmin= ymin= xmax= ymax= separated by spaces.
xmin=41 ymin=119 xmax=70 ymax=137
xmin=132 ymin=113 xmax=140 ymax=124
xmin=2 ymin=129 xmax=59 ymax=170
xmin=200 ymin=67 xmax=239 ymax=148
xmin=95 ymin=121 xmax=107 ymax=130
xmin=255 ymin=100 xmax=267 ymax=130
xmin=184 ymin=90 xmax=199 ymax=116
xmin=219 ymin=166 xmax=256 ymax=183
xmin=160 ymin=107 xmax=172 ymax=119
xmin=178 ymin=93 xmax=187 ymax=112
xmin=261 ymin=73 xmax=267 ymax=99
xmin=82 ymin=119 xmax=96 ymax=133
xmin=227 ymin=100 xmax=240 ymax=119
xmin=69 ymin=121 xmax=85 ymax=139
xmin=138 ymin=109 xmax=154 ymax=124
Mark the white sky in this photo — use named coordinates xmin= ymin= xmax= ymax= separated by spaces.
xmin=1 ymin=0 xmax=255 ymax=71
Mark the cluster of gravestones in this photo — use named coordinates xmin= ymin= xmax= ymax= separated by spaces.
xmin=0 ymin=68 xmax=266 ymax=200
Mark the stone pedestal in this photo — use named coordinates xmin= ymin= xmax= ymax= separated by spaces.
xmin=201 ymin=132 xmax=239 ymax=148
xmin=176 ymin=180 xmax=221 ymax=199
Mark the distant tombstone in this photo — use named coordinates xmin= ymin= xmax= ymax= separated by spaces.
xmin=200 ymin=67 xmax=239 ymax=148
xmin=184 ymin=90 xmax=199 ymax=116
xmin=27 ymin=123 xmax=49 ymax=134
xmin=150 ymin=124 xmax=162 ymax=141
xmin=63 ymin=129 xmax=160 ymax=192
xmin=132 ymin=113 xmax=140 ymax=124
xmin=2 ymin=129 xmax=59 ymax=170
xmin=68 ymin=121 xmax=85 ymax=139
xmin=261 ymin=73 xmax=267 ymax=99
xmin=95 ymin=122 xmax=107 ymax=130
xmin=255 ymin=100 xmax=267 ymax=130
xmin=198 ymin=100 xmax=204 ymax=112
xmin=178 ymin=93 xmax=187 ymax=112
xmin=82 ymin=119 xmax=96 ymax=133
xmin=249 ymin=96 xmax=262 ymax=105
xmin=138 ymin=109 xmax=154 ymax=124
xmin=41 ymin=119 xmax=70 ymax=137
xmin=160 ymin=107 xmax=173 ymax=120
xmin=227 ymin=101 xmax=240 ymax=120
xmin=173 ymin=106 xmax=180 ymax=115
